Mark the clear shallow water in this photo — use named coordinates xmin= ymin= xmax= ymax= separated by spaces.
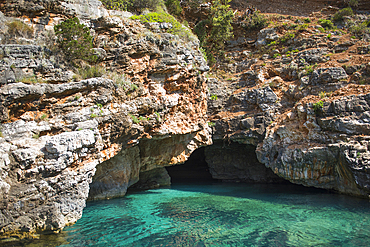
xmin=11 ymin=183 xmax=370 ymax=247
xmin=59 ymin=183 xmax=370 ymax=247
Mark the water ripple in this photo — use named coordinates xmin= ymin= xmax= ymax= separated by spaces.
xmin=52 ymin=183 xmax=370 ymax=247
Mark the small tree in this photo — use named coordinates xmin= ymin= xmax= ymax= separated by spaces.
xmin=192 ymin=0 xmax=234 ymax=66
xmin=54 ymin=17 xmax=95 ymax=62
xmin=208 ymin=0 xmax=234 ymax=52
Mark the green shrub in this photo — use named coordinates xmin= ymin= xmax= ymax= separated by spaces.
xmin=297 ymin=23 xmax=309 ymax=31
xmin=289 ymin=24 xmax=298 ymax=30
xmin=194 ymin=20 xmax=209 ymax=46
xmin=54 ymin=17 xmax=96 ymax=62
xmin=208 ymin=0 xmax=234 ymax=52
xmin=75 ymin=66 xmax=106 ymax=80
xmin=192 ymin=0 xmax=235 ymax=66
xmin=332 ymin=7 xmax=353 ymax=22
xmin=302 ymin=63 xmax=318 ymax=75
xmin=279 ymin=32 xmax=295 ymax=43
xmin=16 ymin=74 xmax=46 ymax=84
xmin=207 ymin=52 xmax=216 ymax=66
xmin=349 ymin=22 xmax=370 ymax=38
xmin=364 ymin=19 xmax=370 ymax=28
xmin=318 ymin=27 xmax=326 ymax=32
xmin=131 ymin=12 xmax=194 ymax=41
xmin=243 ymin=11 xmax=268 ymax=31
xmin=6 ymin=20 xmax=34 ymax=39
xmin=40 ymin=114 xmax=48 ymax=121
xmin=154 ymin=112 xmax=161 ymax=122
xmin=101 ymin=0 xmax=130 ymax=11
xmin=318 ymin=19 xmax=334 ymax=29
xmin=319 ymin=91 xmax=332 ymax=98
xmin=165 ymin=0 xmax=182 ymax=17
xmin=303 ymin=18 xmax=311 ymax=23
xmin=130 ymin=114 xmax=140 ymax=124
xmin=199 ymin=47 xmax=207 ymax=62
xmin=208 ymin=122 xmax=216 ymax=127
xmin=107 ymin=71 xmax=131 ymax=89
xmin=131 ymin=83 xmax=138 ymax=91
xmin=210 ymin=94 xmax=218 ymax=100
xmin=313 ymin=101 xmax=324 ymax=114
xmin=101 ymin=0 xmax=165 ymax=12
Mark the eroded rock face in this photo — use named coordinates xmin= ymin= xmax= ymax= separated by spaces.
xmin=0 ymin=119 xmax=101 ymax=238
xmin=130 ymin=167 xmax=171 ymax=190
xmin=1 ymin=0 xmax=370 ymax=240
xmin=88 ymin=146 xmax=140 ymax=200
xmin=0 ymin=4 xmax=211 ymax=238
xmin=256 ymin=94 xmax=370 ymax=197
xmin=0 ymin=0 xmax=108 ymax=18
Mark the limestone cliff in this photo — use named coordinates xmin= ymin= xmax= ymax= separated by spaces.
xmin=203 ymin=4 xmax=370 ymax=198
xmin=0 ymin=0 xmax=211 ymax=238
xmin=0 ymin=0 xmax=370 ymax=241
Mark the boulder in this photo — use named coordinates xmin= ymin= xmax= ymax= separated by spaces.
xmin=310 ymin=67 xmax=348 ymax=85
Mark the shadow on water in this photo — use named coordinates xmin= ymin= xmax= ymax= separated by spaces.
xmin=128 ymin=181 xmax=370 ymax=211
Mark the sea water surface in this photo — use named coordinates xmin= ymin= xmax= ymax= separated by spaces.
xmin=17 ymin=183 xmax=370 ymax=246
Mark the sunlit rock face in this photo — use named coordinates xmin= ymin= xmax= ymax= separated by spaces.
xmin=0 ymin=0 xmax=211 ymax=238
xmin=1 ymin=0 xmax=370 ymax=240
xmin=256 ymin=94 xmax=370 ymax=197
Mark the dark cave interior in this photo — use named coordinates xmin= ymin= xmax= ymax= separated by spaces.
xmin=166 ymin=147 xmax=217 ymax=183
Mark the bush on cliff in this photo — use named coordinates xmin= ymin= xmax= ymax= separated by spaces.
xmin=130 ymin=12 xmax=195 ymax=41
xmin=349 ymin=21 xmax=370 ymax=39
xmin=242 ymin=11 xmax=268 ymax=31
xmin=193 ymin=0 xmax=234 ymax=66
xmin=74 ymin=65 xmax=106 ymax=81
xmin=54 ymin=17 xmax=96 ymax=62
xmin=101 ymin=0 xmax=165 ymax=12
xmin=318 ymin=19 xmax=334 ymax=29
xmin=208 ymin=0 xmax=234 ymax=52
xmin=332 ymin=7 xmax=353 ymax=22
xmin=194 ymin=20 xmax=209 ymax=47
xmin=4 ymin=20 xmax=34 ymax=43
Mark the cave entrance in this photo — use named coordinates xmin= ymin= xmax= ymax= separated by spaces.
xmin=166 ymin=141 xmax=288 ymax=184
xmin=166 ymin=147 xmax=217 ymax=183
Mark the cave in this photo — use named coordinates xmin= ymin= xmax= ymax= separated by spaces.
xmin=166 ymin=141 xmax=287 ymax=184
xmin=166 ymin=147 xmax=216 ymax=183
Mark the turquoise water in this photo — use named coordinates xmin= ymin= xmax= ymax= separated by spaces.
xmin=56 ymin=183 xmax=370 ymax=247
xmin=7 ymin=183 xmax=369 ymax=247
